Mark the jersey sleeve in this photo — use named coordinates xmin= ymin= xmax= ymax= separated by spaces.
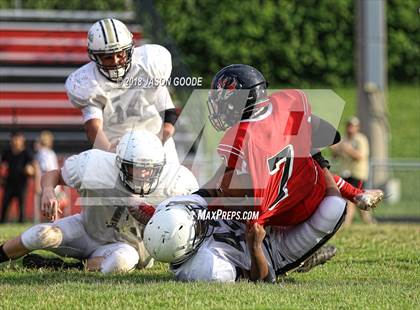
xmin=283 ymin=89 xmax=311 ymax=117
xmin=273 ymin=89 xmax=313 ymax=157
xmin=81 ymin=106 xmax=103 ymax=122
xmin=65 ymin=63 xmax=107 ymax=111
xmin=61 ymin=154 xmax=83 ymax=189
xmin=154 ymin=86 xmax=175 ymax=112
xmin=136 ymin=44 xmax=172 ymax=81
xmin=61 ymin=150 xmax=119 ymax=190
xmin=164 ymin=165 xmax=199 ymax=197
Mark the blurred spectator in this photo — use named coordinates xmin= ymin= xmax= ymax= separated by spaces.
xmin=33 ymin=131 xmax=68 ymax=222
xmin=35 ymin=131 xmax=58 ymax=174
xmin=0 ymin=132 xmax=36 ymax=223
xmin=331 ymin=117 xmax=375 ymax=226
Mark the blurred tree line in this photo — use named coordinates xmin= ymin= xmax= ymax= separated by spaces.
xmin=154 ymin=0 xmax=418 ymax=86
xmin=1 ymin=0 xmax=418 ymax=86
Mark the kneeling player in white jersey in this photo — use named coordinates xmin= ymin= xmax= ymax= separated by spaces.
xmin=0 ymin=130 xmax=198 ymax=273
xmin=65 ymin=18 xmax=179 ymax=163
xmin=143 ymin=189 xmax=346 ymax=282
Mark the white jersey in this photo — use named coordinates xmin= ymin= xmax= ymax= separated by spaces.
xmin=61 ymin=149 xmax=198 ymax=251
xmin=65 ymin=45 xmax=175 ymax=145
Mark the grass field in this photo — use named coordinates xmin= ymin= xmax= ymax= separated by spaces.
xmin=1 ymin=223 xmax=419 ymax=309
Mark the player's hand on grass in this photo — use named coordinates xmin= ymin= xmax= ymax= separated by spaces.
xmin=41 ymin=187 xmax=62 ymax=222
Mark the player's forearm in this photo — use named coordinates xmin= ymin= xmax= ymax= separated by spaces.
xmin=84 ymin=119 xmax=112 ymax=151
xmin=249 ymin=246 xmax=269 ymax=282
xmin=323 ymin=168 xmax=341 ymax=197
xmin=41 ymin=170 xmax=62 ymax=191
xmin=162 ymin=122 xmax=175 ymax=143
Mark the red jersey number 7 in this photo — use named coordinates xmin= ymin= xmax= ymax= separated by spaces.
xmin=266 ymin=144 xmax=294 ymax=211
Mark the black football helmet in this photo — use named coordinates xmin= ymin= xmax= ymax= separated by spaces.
xmin=207 ymin=64 xmax=268 ymax=131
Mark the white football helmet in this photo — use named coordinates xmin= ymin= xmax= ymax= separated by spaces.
xmin=87 ymin=18 xmax=134 ymax=82
xmin=116 ymin=130 xmax=165 ymax=195
xmin=143 ymin=202 xmax=210 ymax=264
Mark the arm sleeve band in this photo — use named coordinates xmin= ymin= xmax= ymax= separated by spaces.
xmin=162 ymin=108 xmax=178 ymax=125
xmin=312 ymin=151 xmax=331 ymax=170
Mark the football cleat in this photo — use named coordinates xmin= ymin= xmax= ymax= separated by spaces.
xmin=23 ymin=254 xmax=83 ymax=270
xmin=353 ymin=189 xmax=384 ymax=211
xmin=296 ymin=244 xmax=337 ymax=273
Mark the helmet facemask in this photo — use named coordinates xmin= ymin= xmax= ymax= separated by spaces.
xmin=88 ymin=44 xmax=134 ymax=82
xmin=207 ymin=83 xmax=268 ymax=131
xmin=207 ymin=64 xmax=269 ymax=131
xmin=87 ymin=19 xmax=135 ymax=83
xmin=116 ymin=156 xmax=164 ymax=196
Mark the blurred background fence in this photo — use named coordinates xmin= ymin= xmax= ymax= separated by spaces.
xmin=366 ymin=160 xmax=420 ymax=220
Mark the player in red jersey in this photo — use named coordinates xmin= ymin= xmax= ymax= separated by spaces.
xmin=135 ymin=65 xmax=381 ymax=281
xmin=194 ymin=64 xmax=382 ymax=279
xmin=214 ymin=88 xmax=326 ymax=226
xmin=203 ymin=65 xmax=382 ymax=223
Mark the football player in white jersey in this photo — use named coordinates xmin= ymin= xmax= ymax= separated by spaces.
xmin=0 ymin=130 xmax=198 ymax=273
xmin=65 ymin=18 xmax=179 ymax=163
xmin=143 ymin=189 xmax=345 ymax=283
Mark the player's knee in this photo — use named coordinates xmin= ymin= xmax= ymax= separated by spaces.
xmin=100 ymin=247 xmax=139 ymax=274
xmin=21 ymin=225 xmax=63 ymax=251
xmin=310 ymin=196 xmax=346 ymax=234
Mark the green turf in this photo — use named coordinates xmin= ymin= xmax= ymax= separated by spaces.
xmin=1 ymin=223 xmax=419 ymax=309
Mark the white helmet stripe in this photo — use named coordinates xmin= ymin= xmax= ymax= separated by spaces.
xmin=103 ymin=19 xmax=117 ymax=44
xmin=99 ymin=20 xmax=108 ymax=45
xmin=110 ymin=18 xmax=119 ymax=42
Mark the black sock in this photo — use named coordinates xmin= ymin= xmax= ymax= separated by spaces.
xmin=0 ymin=244 xmax=10 ymax=263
